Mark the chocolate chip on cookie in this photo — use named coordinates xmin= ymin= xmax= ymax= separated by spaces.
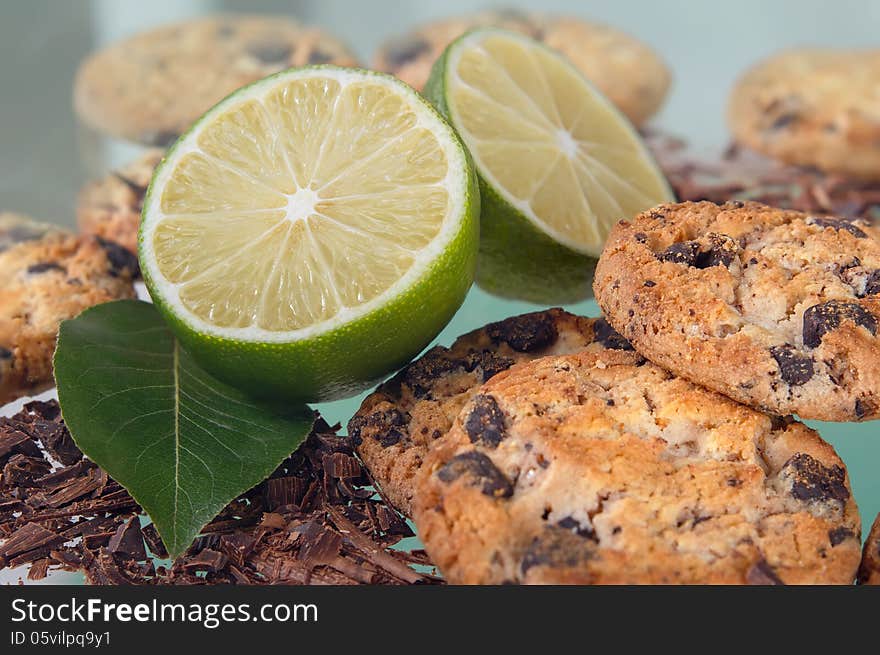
xmin=26 ymin=262 xmax=66 ymax=275
xmin=463 ymin=350 xmax=515 ymax=381
xmin=658 ymin=240 xmax=700 ymax=265
xmin=809 ymin=216 xmax=869 ymax=239
xmin=802 ymin=301 xmax=877 ymax=349
xmin=746 ymin=559 xmax=784 ymax=585
xmin=769 ymin=345 xmax=814 ymax=386
xmin=592 ymin=317 xmax=634 ymax=351
xmin=348 ymin=407 xmax=409 ymax=450
xmin=464 ymin=394 xmax=507 ymax=448
xmin=437 ymin=451 xmax=513 ymax=498
xmin=486 ymin=312 xmax=558 ymax=352
xmin=96 ymin=237 xmax=140 ymax=278
xmin=828 ymin=526 xmax=856 ymax=547
xmin=657 ymin=233 xmax=740 ymax=269
xmin=779 ymin=453 xmax=850 ymax=508
xmin=520 ymin=527 xmax=597 ymax=577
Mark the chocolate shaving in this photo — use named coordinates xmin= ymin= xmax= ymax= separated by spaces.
xmin=142 ymin=523 xmax=168 ymax=559
xmin=0 ymin=426 xmax=43 ymax=459
xmin=644 ymin=130 xmax=880 ymax=223
xmin=28 ymin=558 xmax=50 ymax=580
xmin=0 ymin=401 xmax=438 ymax=585
xmin=182 ymin=549 xmax=228 ymax=573
xmin=107 ymin=517 xmax=147 ymax=561
xmin=0 ymin=523 xmax=65 ymax=566
xmin=7 ymin=400 xmax=82 ymax=465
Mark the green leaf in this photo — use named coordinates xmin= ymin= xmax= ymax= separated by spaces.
xmin=53 ymin=299 xmax=314 ymax=558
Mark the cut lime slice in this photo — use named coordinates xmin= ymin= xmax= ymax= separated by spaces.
xmin=426 ymin=28 xmax=673 ymax=302
xmin=140 ymin=67 xmax=479 ymax=401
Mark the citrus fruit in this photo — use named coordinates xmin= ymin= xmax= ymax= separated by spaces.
xmin=139 ymin=66 xmax=479 ymax=402
xmin=424 ymin=28 xmax=673 ymax=302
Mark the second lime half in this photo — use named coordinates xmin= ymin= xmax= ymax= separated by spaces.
xmin=425 ymin=28 xmax=674 ymax=303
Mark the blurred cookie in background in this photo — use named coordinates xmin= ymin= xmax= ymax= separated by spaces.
xmin=0 ymin=213 xmax=137 ymax=405
xmin=728 ymin=49 xmax=880 ymax=180
xmin=77 ymin=149 xmax=163 ymax=257
xmin=0 ymin=212 xmax=61 ymax=254
xmin=374 ymin=9 xmax=670 ymax=126
xmin=73 ymin=14 xmax=360 ymax=146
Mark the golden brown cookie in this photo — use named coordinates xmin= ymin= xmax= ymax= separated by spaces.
xmin=728 ymin=49 xmax=880 ymax=180
xmin=348 ymin=309 xmax=635 ymax=516
xmin=77 ymin=149 xmax=163 ymax=256
xmin=74 ymin=15 xmax=359 ymax=146
xmin=594 ymin=200 xmax=880 ymax=421
xmin=414 ymin=350 xmax=861 ymax=584
xmin=858 ymin=513 xmax=880 ymax=584
xmin=374 ymin=10 xmax=670 ymax=126
xmin=0 ymin=213 xmax=137 ymax=404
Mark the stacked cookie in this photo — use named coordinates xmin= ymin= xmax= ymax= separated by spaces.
xmin=594 ymin=201 xmax=880 ymax=421
xmin=350 ymin=199 xmax=880 ymax=584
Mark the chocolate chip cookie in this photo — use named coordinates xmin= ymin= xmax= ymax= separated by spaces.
xmin=374 ymin=10 xmax=670 ymax=126
xmin=77 ymin=149 xmax=163 ymax=257
xmin=728 ymin=49 xmax=880 ymax=180
xmin=0 ymin=214 xmax=137 ymax=405
xmin=74 ymin=15 xmax=359 ymax=146
xmin=348 ymin=309 xmax=635 ymax=516
xmin=414 ymin=350 xmax=861 ymax=584
xmin=594 ymin=200 xmax=880 ymax=421
xmin=0 ymin=212 xmax=60 ymax=254
xmin=858 ymin=513 xmax=880 ymax=584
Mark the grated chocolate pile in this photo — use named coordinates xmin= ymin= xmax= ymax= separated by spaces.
xmin=0 ymin=400 xmax=439 ymax=585
xmin=645 ymin=130 xmax=880 ymax=223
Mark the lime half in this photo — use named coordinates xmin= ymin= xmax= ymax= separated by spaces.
xmin=426 ymin=29 xmax=673 ymax=302
xmin=140 ymin=66 xmax=479 ymax=401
